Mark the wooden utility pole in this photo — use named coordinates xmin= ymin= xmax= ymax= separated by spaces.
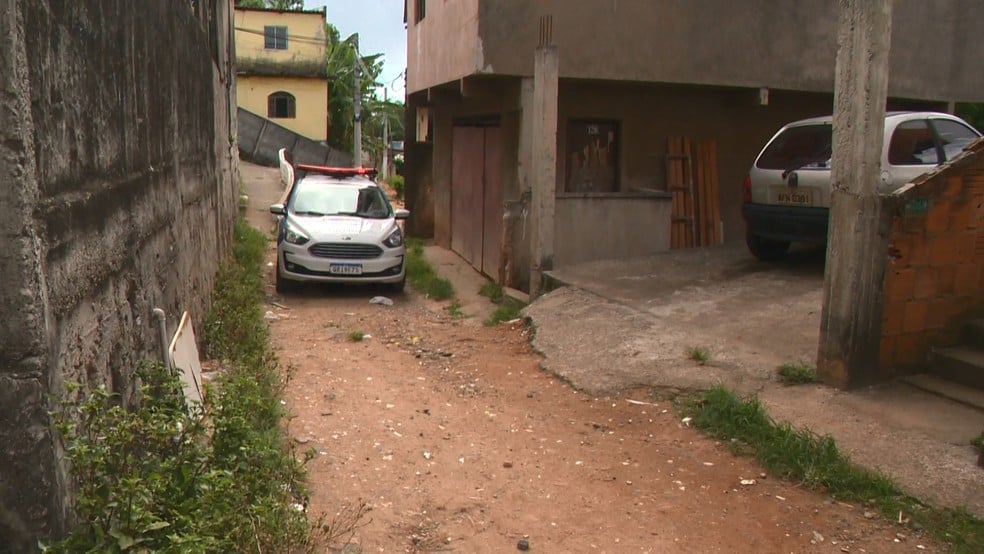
xmin=817 ymin=0 xmax=894 ymax=387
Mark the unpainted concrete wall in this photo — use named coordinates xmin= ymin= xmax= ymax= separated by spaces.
xmin=0 ymin=0 xmax=238 ymax=548
xmin=879 ymin=140 xmax=984 ymax=373
xmin=554 ymin=193 xmax=673 ymax=266
xmin=238 ymin=107 xmax=351 ymax=168
xmin=407 ymin=0 xmax=984 ymax=103
xmin=406 ymin=0 xmax=483 ymax=94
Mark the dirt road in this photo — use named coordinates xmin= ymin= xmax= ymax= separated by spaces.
xmin=242 ymin=162 xmax=937 ymax=552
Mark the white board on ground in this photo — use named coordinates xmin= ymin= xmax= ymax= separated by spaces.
xmin=168 ymin=311 xmax=204 ymax=407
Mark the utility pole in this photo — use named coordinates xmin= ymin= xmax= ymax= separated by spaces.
xmin=817 ymin=0 xmax=893 ymax=387
xmin=382 ymin=88 xmax=390 ymax=180
xmin=352 ymin=33 xmax=362 ymax=167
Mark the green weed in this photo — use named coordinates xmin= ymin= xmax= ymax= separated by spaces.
xmin=46 ymin=218 xmax=325 ymax=552
xmin=777 ymin=362 xmax=818 ymax=385
xmin=405 ymin=238 xmax=454 ymax=300
xmin=348 ymin=331 xmax=365 ymax=342
xmin=688 ymin=346 xmax=710 ymax=365
xmin=682 ymin=387 xmax=984 ymax=553
xmin=479 ymin=280 xmax=505 ymax=304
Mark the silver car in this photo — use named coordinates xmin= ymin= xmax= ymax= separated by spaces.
xmin=742 ymin=111 xmax=980 ymax=260
xmin=270 ymin=169 xmax=409 ymax=293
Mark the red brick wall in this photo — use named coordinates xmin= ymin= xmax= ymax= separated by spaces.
xmin=879 ymin=140 xmax=984 ymax=370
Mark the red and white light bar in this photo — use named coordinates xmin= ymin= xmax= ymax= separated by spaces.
xmin=295 ymin=164 xmax=378 ymax=177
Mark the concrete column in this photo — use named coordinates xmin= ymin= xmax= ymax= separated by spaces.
xmin=817 ymin=0 xmax=894 ymax=387
xmin=529 ymin=46 xmax=559 ymax=297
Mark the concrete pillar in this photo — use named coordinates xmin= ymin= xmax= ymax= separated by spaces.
xmin=817 ymin=0 xmax=894 ymax=387
xmin=529 ymin=46 xmax=559 ymax=297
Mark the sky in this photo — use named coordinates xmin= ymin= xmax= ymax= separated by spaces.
xmin=307 ymin=0 xmax=408 ymax=100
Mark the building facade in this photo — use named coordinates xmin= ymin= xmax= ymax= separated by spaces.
xmin=235 ymin=6 xmax=328 ymax=141
xmin=404 ymin=0 xmax=984 ymax=293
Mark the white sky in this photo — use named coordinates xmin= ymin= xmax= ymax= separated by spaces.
xmin=307 ymin=0 xmax=408 ymax=100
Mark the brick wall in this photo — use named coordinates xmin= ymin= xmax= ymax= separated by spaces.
xmin=879 ymin=139 xmax=984 ymax=371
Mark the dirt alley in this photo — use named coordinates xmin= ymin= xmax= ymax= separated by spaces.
xmin=242 ymin=161 xmax=940 ymax=553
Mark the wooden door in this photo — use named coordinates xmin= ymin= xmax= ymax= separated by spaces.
xmin=451 ymin=126 xmax=485 ymax=266
xmin=481 ymin=126 xmax=502 ymax=276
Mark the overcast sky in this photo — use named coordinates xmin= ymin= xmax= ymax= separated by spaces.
xmin=307 ymin=0 xmax=408 ymax=99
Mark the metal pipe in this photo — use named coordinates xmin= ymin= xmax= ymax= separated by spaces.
xmin=153 ymin=308 xmax=172 ymax=375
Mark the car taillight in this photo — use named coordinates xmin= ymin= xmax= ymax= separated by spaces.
xmin=742 ymin=174 xmax=752 ymax=203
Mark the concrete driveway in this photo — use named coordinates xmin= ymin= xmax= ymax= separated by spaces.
xmin=525 ymin=244 xmax=984 ymax=518
xmin=530 ymin=244 xmax=826 ymax=394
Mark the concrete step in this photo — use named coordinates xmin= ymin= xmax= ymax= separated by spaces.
xmin=965 ymin=319 xmax=984 ymax=348
xmin=929 ymin=346 xmax=984 ymax=389
xmin=900 ymin=373 xmax=984 ymax=413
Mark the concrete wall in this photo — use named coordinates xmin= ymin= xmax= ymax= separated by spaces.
xmin=554 ymin=193 xmax=673 ymax=266
xmin=238 ymin=107 xmax=351 ymax=168
xmin=452 ymin=0 xmax=983 ymax=102
xmin=406 ymin=0 xmax=483 ymax=93
xmin=879 ymin=140 xmax=984 ymax=374
xmin=0 ymin=0 xmax=238 ymax=548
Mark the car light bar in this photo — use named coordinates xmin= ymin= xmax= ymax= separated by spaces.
xmin=295 ymin=164 xmax=378 ymax=177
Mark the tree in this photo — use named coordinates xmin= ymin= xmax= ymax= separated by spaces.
xmin=236 ymin=0 xmax=305 ymax=10
xmin=324 ymin=22 xmax=405 ymax=167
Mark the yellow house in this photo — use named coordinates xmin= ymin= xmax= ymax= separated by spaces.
xmin=234 ymin=6 xmax=328 ymax=141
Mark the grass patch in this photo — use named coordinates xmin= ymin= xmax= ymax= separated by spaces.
xmin=687 ymin=346 xmax=710 ymax=365
xmin=446 ymin=300 xmax=466 ymax=319
xmin=47 ymin=218 xmax=327 ymax=552
xmin=973 ymin=432 xmax=984 ymax=455
xmin=682 ymin=387 xmax=984 ymax=553
xmin=480 ymin=278 xmax=526 ymax=326
xmin=405 ymin=238 xmax=454 ymax=300
xmin=777 ymin=362 xmax=818 ymax=385
xmin=484 ymin=302 xmax=523 ymax=327
xmin=479 ymin=280 xmax=505 ymax=304
xmin=348 ymin=331 xmax=365 ymax=342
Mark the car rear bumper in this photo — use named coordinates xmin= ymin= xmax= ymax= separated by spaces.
xmin=278 ymin=246 xmax=406 ymax=284
xmin=742 ymin=202 xmax=829 ymax=243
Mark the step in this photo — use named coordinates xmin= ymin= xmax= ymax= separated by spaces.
xmin=900 ymin=373 xmax=984 ymax=412
xmin=965 ymin=319 xmax=984 ymax=348
xmin=929 ymin=346 xmax=984 ymax=389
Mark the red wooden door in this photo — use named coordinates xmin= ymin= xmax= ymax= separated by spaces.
xmin=451 ymin=126 xmax=485 ymax=267
xmin=482 ymin=126 xmax=502 ymax=276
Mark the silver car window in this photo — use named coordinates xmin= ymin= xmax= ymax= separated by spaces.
xmin=888 ymin=120 xmax=938 ymax=165
xmin=756 ymin=124 xmax=832 ymax=171
xmin=931 ymin=119 xmax=980 ymax=161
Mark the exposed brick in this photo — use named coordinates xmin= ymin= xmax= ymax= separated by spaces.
xmin=881 ymin=301 xmax=906 ymax=336
xmin=908 ymin=235 xmax=931 ymax=266
xmin=954 ymin=263 xmax=980 ymax=296
xmin=929 ymin=235 xmax=957 ymax=266
xmin=925 ymin=202 xmax=950 ymax=233
xmin=902 ymin=300 xmax=929 ymax=334
xmin=948 ymin=199 xmax=973 ymax=231
xmin=954 ymin=231 xmax=977 ymax=260
xmin=937 ymin=266 xmax=957 ymax=294
xmin=879 ymin=336 xmax=895 ymax=367
xmin=912 ymin=267 xmax=937 ymax=299
xmin=895 ymin=334 xmax=928 ymax=365
xmin=887 ymin=235 xmax=912 ymax=263
xmin=884 ymin=268 xmax=916 ymax=302
xmin=925 ymin=298 xmax=951 ymax=330
xmin=942 ymin=175 xmax=963 ymax=198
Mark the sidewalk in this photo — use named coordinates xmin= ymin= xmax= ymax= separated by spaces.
xmin=523 ymin=245 xmax=984 ymax=518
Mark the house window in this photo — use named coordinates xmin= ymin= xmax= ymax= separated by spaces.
xmin=264 ymin=25 xmax=288 ymax=50
xmin=415 ymin=0 xmax=426 ymax=23
xmin=267 ymin=91 xmax=296 ymax=119
xmin=565 ymin=120 xmax=620 ymax=193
